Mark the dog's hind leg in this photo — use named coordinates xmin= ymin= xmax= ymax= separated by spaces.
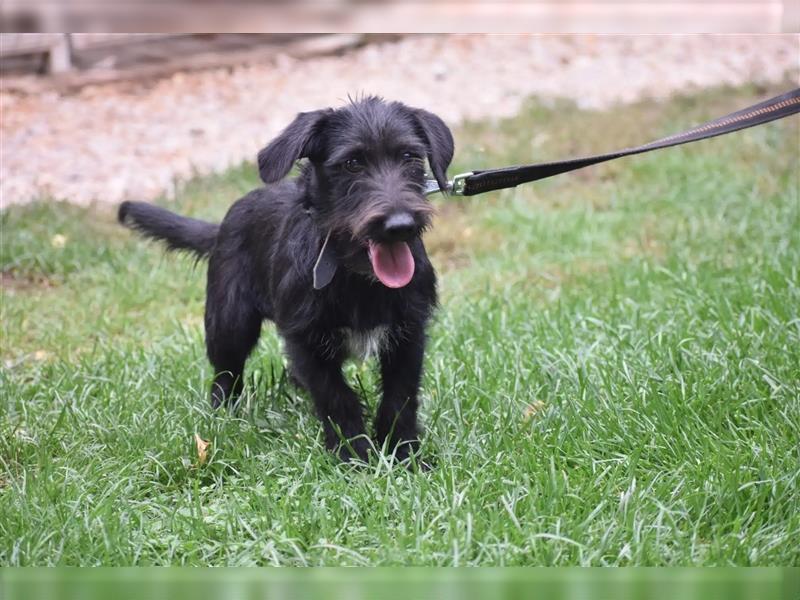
xmin=204 ymin=261 xmax=262 ymax=408
xmin=205 ymin=308 xmax=262 ymax=408
xmin=376 ymin=325 xmax=426 ymax=463
xmin=284 ymin=336 xmax=371 ymax=462
xmin=205 ymin=307 xmax=261 ymax=408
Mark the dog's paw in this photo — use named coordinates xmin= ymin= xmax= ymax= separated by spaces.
xmin=335 ymin=436 xmax=372 ymax=464
xmin=389 ymin=441 xmax=433 ymax=471
xmin=402 ymin=454 xmax=434 ymax=472
xmin=285 ymin=367 xmax=305 ymax=391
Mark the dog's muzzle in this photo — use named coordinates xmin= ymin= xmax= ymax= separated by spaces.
xmin=363 ymin=210 xmax=422 ymax=289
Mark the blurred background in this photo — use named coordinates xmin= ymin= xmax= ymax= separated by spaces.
xmin=1 ymin=33 xmax=798 ymax=210
xmin=0 ymin=0 xmax=797 ymax=33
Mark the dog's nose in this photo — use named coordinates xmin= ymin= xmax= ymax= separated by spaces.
xmin=383 ymin=212 xmax=416 ymax=241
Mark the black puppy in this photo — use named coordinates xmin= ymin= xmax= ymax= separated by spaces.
xmin=118 ymin=97 xmax=454 ymax=463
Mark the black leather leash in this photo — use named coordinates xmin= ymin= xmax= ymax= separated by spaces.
xmin=425 ymin=88 xmax=800 ymax=197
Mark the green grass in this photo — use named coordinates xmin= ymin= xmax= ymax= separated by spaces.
xmin=1 ymin=83 xmax=798 ymax=566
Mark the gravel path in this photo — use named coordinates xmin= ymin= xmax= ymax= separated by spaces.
xmin=2 ymin=34 xmax=797 ymax=209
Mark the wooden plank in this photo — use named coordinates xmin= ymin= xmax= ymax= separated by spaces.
xmin=1 ymin=34 xmax=366 ymax=95
xmin=0 ymin=33 xmax=63 ymax=56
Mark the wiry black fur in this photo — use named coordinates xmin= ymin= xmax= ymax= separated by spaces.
xmin=118 ymin=97 xmax=454 ymax=464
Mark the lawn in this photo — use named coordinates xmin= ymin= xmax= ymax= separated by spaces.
xmin=1 ymin=83 xmax=798 ymax=566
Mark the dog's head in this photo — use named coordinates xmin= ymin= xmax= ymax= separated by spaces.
xmin=257 ymin=96 xmax=454 ymax=289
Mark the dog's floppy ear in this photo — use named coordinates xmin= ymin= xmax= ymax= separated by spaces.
xmin=258 ymin=109 xmax=330 ymax=184
xmin=412 ymin=109 xmax=455 ymax=192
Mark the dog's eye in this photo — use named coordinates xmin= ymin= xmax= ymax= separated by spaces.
xmin=402 ymin=152 xmax=420 ymax=162
xmin=344 ymin=158 xmax=363 ymax=173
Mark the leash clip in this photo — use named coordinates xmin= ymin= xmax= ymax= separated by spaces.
xmin=423 ymin=171 xmax=473 ymax=197
xmin=449 ymin=172 xmax=473 ymax=196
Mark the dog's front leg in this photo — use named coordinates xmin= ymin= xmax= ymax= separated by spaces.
xmin=285 ymin=336 xmax=370 ymax=462
xmin=376 ymin=324 xmax=426 ymax=462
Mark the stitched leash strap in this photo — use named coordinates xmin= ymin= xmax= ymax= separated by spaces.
xmin=429 ymin=88 xmax=800 ymax=197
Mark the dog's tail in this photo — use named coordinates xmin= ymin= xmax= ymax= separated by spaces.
xmin=118 ymin=201 xmax=219 ymax=259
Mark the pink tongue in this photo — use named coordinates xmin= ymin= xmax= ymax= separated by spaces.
xmin=368 ymin=240 xmax=415 ymax=288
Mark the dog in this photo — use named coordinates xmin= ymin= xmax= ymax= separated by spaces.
xmin=118 ymin=96 xmax=454 ymax=464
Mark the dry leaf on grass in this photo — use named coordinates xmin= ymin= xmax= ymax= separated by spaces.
xmin=523 ymin=400 xmax=545 ymax=421
xmin=194 ymin=433 xmax=210 ymax=466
